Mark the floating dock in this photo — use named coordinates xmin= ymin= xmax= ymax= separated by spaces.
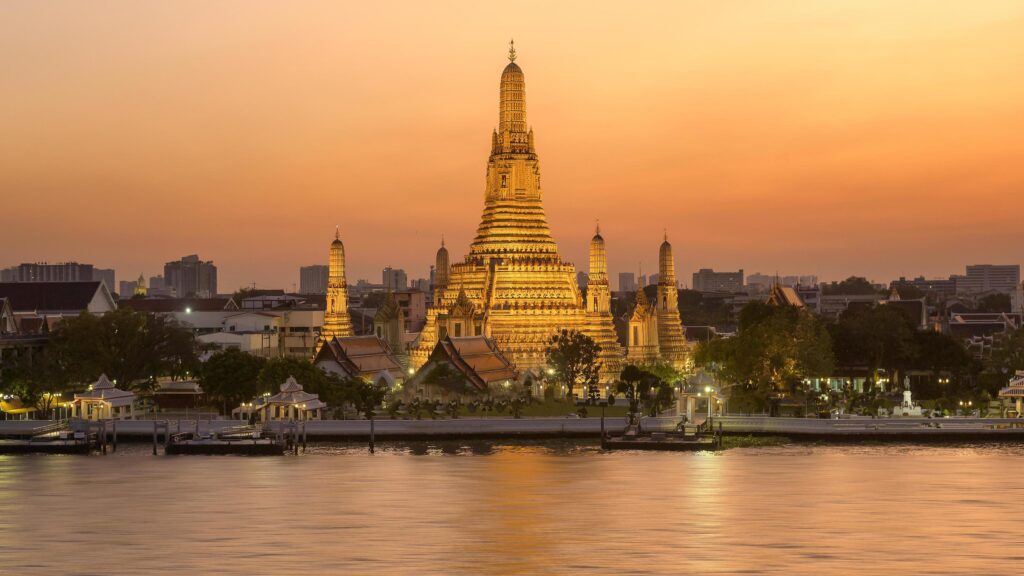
xmin=164 ymin=423 xmax=295 ymax=455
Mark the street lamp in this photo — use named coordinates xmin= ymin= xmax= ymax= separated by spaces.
xmin=704 ymin=386 xmax=713 ymax=421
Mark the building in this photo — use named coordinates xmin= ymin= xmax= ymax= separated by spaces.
xmin=119 ymin=279 xmax=138 ymax=299
xmin=957 ymin=265 xmax=1021 ymax=295
xmin=233 ymin=376 xmax=326 ymax=422
xmin=618 ymin=272 xmax=636 ymax=293
xmin=408 ymin=47 xmax=626 ymax=379
xmin=299 ymin=265 xmax=329 ymax=294
xmin=748 ymin=272 xmax=817 ymax=292
xmin=692 ymin=268 xmax=744 ymax=293
xmin=626 ymin=288 xmax=659 ymax=363
xmin=0 ymin=281 xmax=117 ymax=317
xmin=382 ymin=267 xmax=408 ymax=291
xmin=892 ymin=276 xmax=958 ymax=299
xmin=405 ymin=336 xmax=519 ymax=401
xmin=320 ymin=228 xmax=355 ymax=346
xmin=164 ymin=255 xmax=217 ymax=298
xmin=71 ymin=374 xmax=136 ymax=420
xmin=314 ymin=335 xmax=405 ymax=384
xmin=649 ymin=273 xmax=660 ymax=287
xmin=11 ymin=262 xmax=94 ymax=282
xmin=92 ymin=268 xmax=115 ymax=292
xmin=411 ymin=278 xmax=430 ymax=293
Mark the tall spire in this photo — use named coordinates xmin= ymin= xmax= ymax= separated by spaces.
xmin=508 ymin=38 xmax=516 ymax=62
xmin=334 ymin=225 xmax=340 ymax=241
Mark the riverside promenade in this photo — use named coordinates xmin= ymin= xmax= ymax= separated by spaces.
xmin=3 ymin=416 xmax=1024 ymax=442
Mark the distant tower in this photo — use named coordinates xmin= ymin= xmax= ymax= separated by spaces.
xmin=433 ymin=237 xmax=449 ymax=306
xmin=133 ymin=273 xmax=147 ymax=297
xmin=655 ymin=233 xmax=688 ymax=369
xmin=321 ymin=227 xmax=354 ymax=348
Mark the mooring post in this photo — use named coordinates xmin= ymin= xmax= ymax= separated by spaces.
xmin=112 ymin=419 xmax=118 ymax=452
xmin=369 ymin=415 xmax=375 ymax=454
xmin=152 ymin=420 xmax=158 ymax=455
xmin=302 ymin=421 xmax=307 ymax=453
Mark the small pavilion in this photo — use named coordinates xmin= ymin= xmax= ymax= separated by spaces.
xmin=234 ymin=376 xmax=325 ymax=422
xmin=71 ymin=374 xmax=136 ymax=420
xmin=998 ymin=371 xmax=1024 ymax=417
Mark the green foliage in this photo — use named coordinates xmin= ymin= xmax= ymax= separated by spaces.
xmin=696 ymin=302 xmax=834 ymax=399
xmin=199 ymin=349 xmax=266 ymax=410
xmin=0 ymin=348 xmax=64 ymax=415
xmin=821 ymin=276 xmax=879 ymax=296
xmin=45 ymin=308 xmax=198 ymax=390
xmin=976 ymin=293 xmax=1011 ymax=313
xmin=989 ymin=328 xmax=1024 ymax=378
xmin=617 ymin=364 xmax=673 ymax=417
xmin=544 ymin=329 xmax=602 ymax=400
xmin=830 ymin=304 xmax=916 ymax=386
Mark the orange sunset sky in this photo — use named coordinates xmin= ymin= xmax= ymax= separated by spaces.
xmin=2 ymin=1 xmax=1022 ymax=291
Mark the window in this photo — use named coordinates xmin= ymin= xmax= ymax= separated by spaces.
xmin=475 ymin=325 xmax=482 ymax=336
xmin=454 ymin=323 xmax=462 ymax=337
xmin=632 ymin=326 xmax=638 ymax=345
xmin=501 ymin=174 xmax=508 ymax=188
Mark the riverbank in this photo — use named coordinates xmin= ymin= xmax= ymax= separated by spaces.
xmin=4 ymin=416 xmax=1024 ymax=443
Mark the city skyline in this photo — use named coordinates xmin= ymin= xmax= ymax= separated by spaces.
xmin=2 ymin=2 xmax=1023 ymax=291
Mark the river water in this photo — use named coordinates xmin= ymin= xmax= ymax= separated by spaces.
xmin=1 ymin=442 xmax=1022 ymax=575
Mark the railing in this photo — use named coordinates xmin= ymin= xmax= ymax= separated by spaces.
xmin=30 ymin=418 xmax=70 ymax=440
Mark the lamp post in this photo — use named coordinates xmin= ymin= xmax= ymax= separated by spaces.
xmin=704 ymin=386 xmax=713 ymax=424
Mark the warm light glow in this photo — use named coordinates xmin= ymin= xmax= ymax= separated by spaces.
xmin=2 ymin=3 xmax=1020 ymax=288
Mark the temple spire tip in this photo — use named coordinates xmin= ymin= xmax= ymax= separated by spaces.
xmin=508 ymin=38 xmax=516 ymax=63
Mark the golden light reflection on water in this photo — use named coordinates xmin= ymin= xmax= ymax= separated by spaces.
xmin=0 ymin=444 xmax=1023 ymax=575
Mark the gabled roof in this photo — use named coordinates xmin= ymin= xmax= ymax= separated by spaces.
xmin=0 ymin=281 xmax=114 ymax=313
xmin=73 ymin=374 xmax=136 ymax=407
xmin=118 ymin=297 xmax=237 ymax=313
xmin=767 ymin=284 xmax=805 ymax=307
xmin=427 ymin=336 xmax=518 ymax=391
xmin=314 ymin=335 xmax=404 ymax=379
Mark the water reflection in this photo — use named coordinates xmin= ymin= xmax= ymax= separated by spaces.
xmin=0 ymin=444 xmax=1022 ymax=574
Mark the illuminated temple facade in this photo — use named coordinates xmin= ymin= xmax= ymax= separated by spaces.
xmin=410 ymin=45 xmax=625 ymax=378
xmin=320 ymin=227 xmax=354 ymax=344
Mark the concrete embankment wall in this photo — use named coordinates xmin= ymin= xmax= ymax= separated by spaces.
xmin=3 ymin=416 xmax=1024 ymax=442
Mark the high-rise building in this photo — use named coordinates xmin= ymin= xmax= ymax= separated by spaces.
xmin=382 ymin=267 xmax=408 ymax=291
xmin=164 ymin=255 xmax=217 ymax=298
xmin=958 ymin=265 xmax=1021 ymax=295
xmin=92 ymin=268 xmax=116 ymax=292
xmin=649 ymin=273 xmax=660 ymax=287
xmin=119 ymin=279 xmax=138 ymax=299
xmin=618 ymin=272 xmax=636 ymax=292
xmin=12 ymin=262 xmax=94 ymax=282
xmin=692 ymin=268 xmax=744 ymax=293
xmin=300 ymin=265 xmax=329 ymax=294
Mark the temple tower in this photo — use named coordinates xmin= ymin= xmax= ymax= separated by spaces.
xmin=655 ymin=234 xmax=689 ymax=369
xmin=321 ymin=227 xmax=354 ymax=348
xmin=433 ymin=237 xmax=449 ymax=306
xmin=585 ymin=224 xmax=623 ymax=375
xmin=410 ymin=43 xmax=621 ymax=379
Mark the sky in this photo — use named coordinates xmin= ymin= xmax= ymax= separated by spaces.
xmin=2 ymin=1 xmax=1023 ymax=292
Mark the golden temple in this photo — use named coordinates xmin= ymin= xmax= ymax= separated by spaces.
xmin=408 ymin=44 xmax=690 ymax=379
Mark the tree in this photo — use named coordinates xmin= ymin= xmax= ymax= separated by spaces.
xmin=0 ymin=347 xmax=64 ymax=416
xmin=45 ymin=308 xmax=198 ymax=391
xmin=977 ymin=293 xmax=1011 ymax=313
xmin=695 ymin=302 xmax=834 ymax=407
xmin=545 ymin=329 xmax=602 ymax=401
xmin=830 ymin=304 xmax=916 ymax=389
xmin=199 ymin=349 xmax=266 ymax=413
xmin=822 ymin=276 xmax=879 ymax=296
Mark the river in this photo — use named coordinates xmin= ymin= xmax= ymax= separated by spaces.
xmin=0 ymin=442 xmax=1021 ymax=575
